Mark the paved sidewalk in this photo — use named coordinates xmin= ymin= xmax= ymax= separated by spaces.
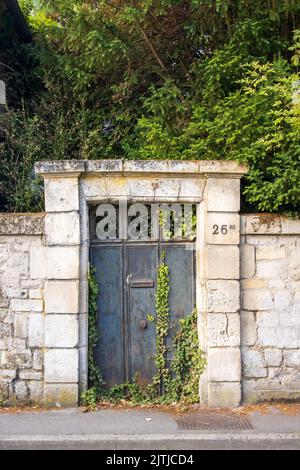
xmin=0 ymin=405 xmax=299 ymax=450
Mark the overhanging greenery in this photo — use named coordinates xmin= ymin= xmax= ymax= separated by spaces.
xmin=0 ymin=1 xmax=299 ymax=214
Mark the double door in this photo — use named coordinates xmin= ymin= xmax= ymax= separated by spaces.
xmin=90 ymin=242 xmax=195 ymax=388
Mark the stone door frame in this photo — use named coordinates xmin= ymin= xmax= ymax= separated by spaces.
xmin=35 ymin=159 xmax=247 ymax=407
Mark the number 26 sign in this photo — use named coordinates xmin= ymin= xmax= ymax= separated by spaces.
xmin=207 ymin=213 xmax=240 ymax=244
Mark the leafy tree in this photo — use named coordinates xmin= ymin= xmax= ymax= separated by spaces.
xmin=0 ymin=0 xmax=299 ymax=213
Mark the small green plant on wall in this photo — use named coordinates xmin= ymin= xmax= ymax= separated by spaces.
xmin=81 ymin=256 xmax=205 ymax=408
xmin=80 ymin=267 xmax=103 ymax=408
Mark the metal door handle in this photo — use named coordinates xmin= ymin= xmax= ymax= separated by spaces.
xmin=131 ymin=279 xmax=154 ymax=288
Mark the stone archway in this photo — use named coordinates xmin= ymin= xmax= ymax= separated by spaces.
xmin=35 ymin=159 xmax=247 ymax=407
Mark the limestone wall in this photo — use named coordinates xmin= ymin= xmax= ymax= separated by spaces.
xmin=0 ymin=214 xmax=45 ymax=405
xmin=0 ymin=206 xmax=299 ymax=407
xmin=240 ymin=214 xmax=300 ymax=403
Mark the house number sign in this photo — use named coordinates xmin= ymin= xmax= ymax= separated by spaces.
xmin=207 ymin=213 xmax=239 ymax=244
xmin=212 ymin=224 xmax=236 ymax=235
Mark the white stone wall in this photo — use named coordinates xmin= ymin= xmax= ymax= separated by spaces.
xmin=0 ymin=214 xmax=45 ymax=405
xmin=1 ymin=162 xmax=299 ymax=408
xmin=241 ymin=215 xmax=300 ymax=403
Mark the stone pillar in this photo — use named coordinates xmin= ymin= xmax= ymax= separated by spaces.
xmin=37 ymin=162 xmax=84 ymax=406
xmin=201 ymin=177 xmax=242 ymax=407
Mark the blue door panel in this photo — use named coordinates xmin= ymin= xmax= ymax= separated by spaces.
xmin=163 ymin=245 xmax=195 ymax=362
xmin=90 ymin=245 xmax=124 ymax=388
xmin=127 ymin=245 xmax=157 ymax=385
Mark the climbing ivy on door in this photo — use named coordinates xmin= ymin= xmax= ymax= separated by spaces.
xmin=81 ymin=258 xmax=205 ymax=407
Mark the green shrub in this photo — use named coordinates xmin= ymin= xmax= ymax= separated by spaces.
xmin=1 ymin=1 xmax=299 ymax=214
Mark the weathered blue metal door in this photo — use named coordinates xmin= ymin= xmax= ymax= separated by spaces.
xmin=126 ymin=245 xmax=157 ymax=385
xmin=90 ymin=245 xmax=124 ymax=388
xmin=90 ymin=204 xmax=196 ymax=388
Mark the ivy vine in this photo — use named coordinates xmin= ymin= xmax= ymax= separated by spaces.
xmin=151 ymin=251 xmax=170 ymax=395
xmin=169 ymin=309 xmax=205 ymax=403
xmin=80 ymin=266 xmax=104 ymax=408
xmin=81 ymin=257 xmax=205 ymax=408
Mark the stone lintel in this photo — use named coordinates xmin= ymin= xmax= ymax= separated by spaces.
xmin=35 ymin=160 xmax=85 ymax=176
xmin=35 ymin=159 xmax=248 ymax=178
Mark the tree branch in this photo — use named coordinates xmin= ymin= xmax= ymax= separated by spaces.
xmin=138 ymin=24 xmax=169 ymax=74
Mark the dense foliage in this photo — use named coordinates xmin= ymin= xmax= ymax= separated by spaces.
xmin=0 ymin=1 xmax=299 ymax=213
